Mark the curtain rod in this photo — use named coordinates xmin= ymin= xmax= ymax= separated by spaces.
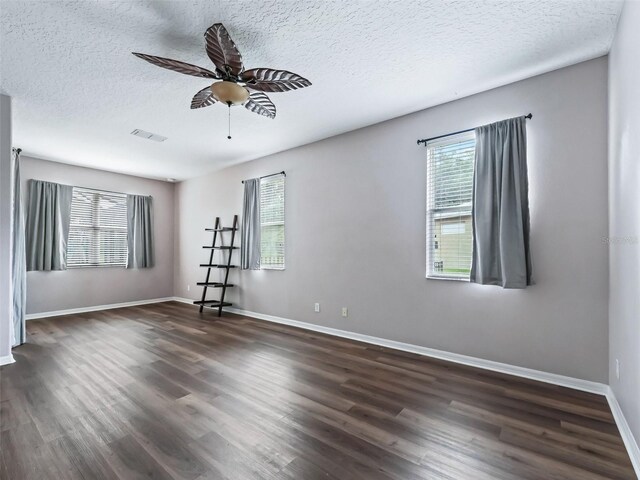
xmin=17 ymin=147 xmax=151 ymax=198
xmin=417 ymin=113 xmax=532 ymax=146
xmin=27 ymin=181 xmax=150 ymax=199
xmin=241 ymin=171 xmax=286 ymax=184
xmin=74 ymin=185 xmax=152 ymax=198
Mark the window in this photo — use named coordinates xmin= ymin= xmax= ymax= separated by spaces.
xmin=67 ymin=188 xmax=128 ymax=267
xmin=426 ymin=131 xmax=475 ymax=279
xmin=260 ymin=174 xmax=285 ymax=270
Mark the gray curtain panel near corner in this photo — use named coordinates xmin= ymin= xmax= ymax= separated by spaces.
xmin=470 ymin=116 xmax=532 ymax=288
xmin=241 ymin=178 xmax=261 ymax=270
xmin=127 ymin=194 xmax=154 ymax=268
xmin=12 ymin=150 xmax=26 ymax=346
xmin=25 ymin=179 xmax=73 ymax=271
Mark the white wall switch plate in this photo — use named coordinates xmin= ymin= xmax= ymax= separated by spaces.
xmin=341 ymin=307 xmax=348 ymax=318
xmin=314 ymin=303 xmax=320 ymax=313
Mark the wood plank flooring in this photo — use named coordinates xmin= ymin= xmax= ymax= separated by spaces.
xmin=1 ymin=301 xmax=636 ymax=480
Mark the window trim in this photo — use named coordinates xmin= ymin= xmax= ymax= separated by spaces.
xmin=425 ymin=130 xmax=475 ymax=282
xmin=67 ymin=187 xmax=129 ymax=269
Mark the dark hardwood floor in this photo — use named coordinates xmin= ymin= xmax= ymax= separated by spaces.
xmin=1 ymin=301 xmax=636 ymax=480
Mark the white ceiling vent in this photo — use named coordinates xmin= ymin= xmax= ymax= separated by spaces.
xmin=131 ymin=129 xmax=167 ymax=142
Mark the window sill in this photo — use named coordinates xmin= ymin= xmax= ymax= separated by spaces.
xmin=426 ymin=275 xmax=470 ymax=282
xmin=67 ymin=265 xmax=127 ymax=269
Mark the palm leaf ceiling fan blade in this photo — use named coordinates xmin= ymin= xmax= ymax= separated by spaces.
xmin=244 ymin=91 xmax=276 ymax=119
xmin=204 ymin=23 xmax=244 ymax=76
xmin=191 ymin=86 xmax=218 ymax=109
xmin=132 ymin=52 xmax=219 ymax=79
xmin=241 ymin=68 xmax=312 ymax=92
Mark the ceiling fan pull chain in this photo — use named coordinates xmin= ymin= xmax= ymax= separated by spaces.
xmin=227 ymin=102 xmax=232 ymax=140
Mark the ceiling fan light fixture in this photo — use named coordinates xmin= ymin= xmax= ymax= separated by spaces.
xmin=211 ymin=81 xmax=249 ymax=105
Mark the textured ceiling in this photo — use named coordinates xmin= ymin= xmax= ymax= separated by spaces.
xmin=0 ymin=0 xmax=622 ymax=180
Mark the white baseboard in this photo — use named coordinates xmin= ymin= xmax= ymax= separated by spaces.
xmin=606 ymin=387 xmax=640 ymax=476
xmin=0 ymin=354 xmax=15 ymax=366
xmin=227 ymin=306 xmax=608 ymax=395
xmin=172 ymin=297 xmax=607 ymax=396
xmin=25 ymin=297 xmax=175 ymax=320
xmin=171 ymin=297 xmax=193 ymax=305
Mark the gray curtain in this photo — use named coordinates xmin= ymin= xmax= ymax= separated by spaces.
xmin=241 ymin=178 xmax=261 ymax=270
xmin=25 ymin=179 xmax=73 ymax=271
xmin=470 ymin=116 xmax=532 ymax=288
xmin=126 ymin=194 xmax=154 ymax=268
xmin=11 ymin=150 xmax=26 ymax=346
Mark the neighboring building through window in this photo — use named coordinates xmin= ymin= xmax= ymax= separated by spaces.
xmin=426 ymin=131 xmax=475 ymax=279
xmin=67 ymin=187 xmax=128 ymax=267
xmin=260 ymin=174 xmax=285 ymax=270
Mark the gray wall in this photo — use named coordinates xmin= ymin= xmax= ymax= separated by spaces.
xmin=0 ymin=94 xmax=12 ymax=361
xmin=608 ymin=0 xmax=640 ymax=445
xmin=175 ymin=58 xmax=610 ymax=383
xmin=21 ymin=156 xmax=175 ymax=314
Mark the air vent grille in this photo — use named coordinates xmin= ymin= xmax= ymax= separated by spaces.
xmin=131 ymin=129 xmax=167 ymax=142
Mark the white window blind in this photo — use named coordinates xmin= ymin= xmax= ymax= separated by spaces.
xmin=260 ymin=174 xmax=285 ymax=270
xmin=67 ymin=188 xmax=128 ymax=268
xmin=426 ymin=131 xmax=475 ymax=279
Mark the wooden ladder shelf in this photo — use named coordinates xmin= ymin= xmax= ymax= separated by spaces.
xmin=193 ymin=215 xmax=239 ymax=317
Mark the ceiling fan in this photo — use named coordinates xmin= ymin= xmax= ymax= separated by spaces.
xmin=132 ymin=23 xmax=311 ymax=138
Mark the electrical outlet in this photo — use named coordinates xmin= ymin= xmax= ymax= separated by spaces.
xmin=616 ymin=359 xmax=620 ymax=380
xmin=187 ymin=284 xmax=190 ymax=292
xmin=341 ymin=307 xmax=348 ymax=318
xmin=314 ymin=303 xmax=320 ymax=313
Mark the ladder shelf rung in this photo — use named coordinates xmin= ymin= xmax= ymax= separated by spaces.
xmin=193 ymin=300 xmax=233 ymax=307
xmin=205 ymin=227 xmax=238 ymax=232
xmin=200 ymin=264 xmax=237 ymax=268
xmin=202 ymin=246 xmax=239 ymax=250
xmin=197 ymin=282 xmax=235 ymax=288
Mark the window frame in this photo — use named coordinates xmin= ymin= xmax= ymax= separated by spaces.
xmin=66 ymin=187 xmax=129 ymax=269
xmin=426 ymin=130 xmax=476 ymax=281
xmin=259 ymin=174 xmax=285 ymax=271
